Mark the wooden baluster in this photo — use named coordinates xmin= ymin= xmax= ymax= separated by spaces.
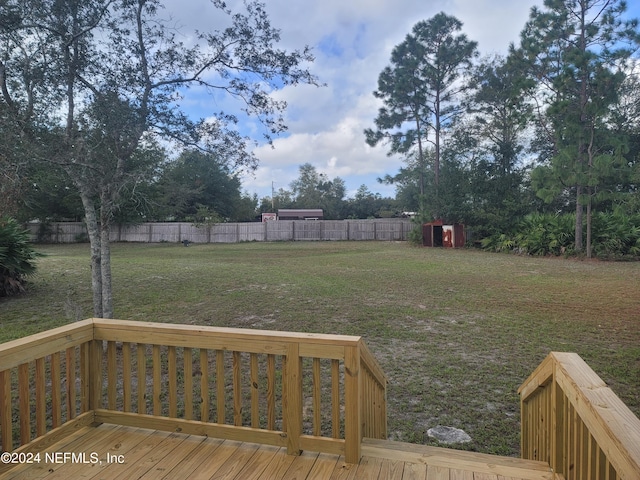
xmin=312 ymin=358 xmax=321 ymax=436
xmin=35 ymin=357 xmax=46 ymax=437
xmin=184 ymin=348 xmax=193 ymax=420
xmin=107 ymin=341 xmax=117 ymax=410
xmin=331 ymin=359 xmax=340 ymax=439
xmin=344 ymin=345 xmax=361 ymax=464
xmin=51 ymin=352 xmax=61 ymax=428
xmin=122 ymin=343 xmax=131 ymax=412
xmin=152 ymin=345 xmax=161 ymax=416
xmin=267 ymin=354 xmax=276 ymax=430
xmin=66 ymin=347 xmax=75 ymax=419
xmin=250 ymin=353 xmax=259 ymax=428
xmin=137 ymin=344 xmax=146 ymax=414
xmin=18 ymin=363 xmax=30 ymax=445
xmin=80 ymin=344 xmax=89 ymax=413
xmin=168 ymin=346 xmax=177 ymax=417
xmin=216 ymin=350 xmax=225 ymax=423
xmin=0 ymin=369 xmax=12 ymax=451
xmin=233 ymin=351 xmax=242 ymax=426
xmin=200 ymin=349 xmax=209 ymax=422
xmin=89 ymin=340 xmax=103 ymax=412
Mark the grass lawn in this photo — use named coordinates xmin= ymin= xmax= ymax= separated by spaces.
xmin=1 ymin=241 xmax=638 ymax=457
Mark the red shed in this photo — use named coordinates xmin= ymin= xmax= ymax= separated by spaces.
xmin=423 ymin=221 xmax=465 ymax=248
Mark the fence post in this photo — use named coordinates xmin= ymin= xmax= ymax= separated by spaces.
xmin=344 ymin=344 xmax=362 ymax=464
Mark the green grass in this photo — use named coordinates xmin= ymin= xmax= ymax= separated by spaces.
xmin=1 ymin=241 xmax=639 ymax=456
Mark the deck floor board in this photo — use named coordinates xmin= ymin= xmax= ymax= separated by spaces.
xmin=2 ymin=424 xmax=554 ymax=480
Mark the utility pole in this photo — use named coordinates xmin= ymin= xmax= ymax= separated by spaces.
xmin=271 ymin=181 xmax=275 ymax=211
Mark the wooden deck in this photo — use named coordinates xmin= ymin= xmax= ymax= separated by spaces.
xmin=3 ymin=321 xmax=639 ymax=480
xmin=3 ymin=423 xmax=553 ymax=480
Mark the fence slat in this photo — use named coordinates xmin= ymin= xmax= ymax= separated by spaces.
xmin=30 ymin=220 xmax=412 ymax=243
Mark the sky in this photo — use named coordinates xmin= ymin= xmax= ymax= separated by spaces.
xmin=163 ymin=0 xmax=640 ymax=201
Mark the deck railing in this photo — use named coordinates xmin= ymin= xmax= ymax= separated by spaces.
xmin=519 ymin=352 xmax=640 ymax=480
xmin=0 ymin=319 xmax=387 ymax=465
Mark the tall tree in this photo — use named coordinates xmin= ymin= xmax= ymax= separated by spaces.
xmin=515 ymin=0 xmax=639 ymax=256
xmin=462 ymin=55 xmax=533 ymax=234
xmin=155 ymin=149 xmax=253 ymax=222
xmin=289 ymin=163 xmax=346 ymax=219
xmin=0 ymin=0 xmax=317 ymax=317
xmin=366 ymin=13 xmax=477 ymax=218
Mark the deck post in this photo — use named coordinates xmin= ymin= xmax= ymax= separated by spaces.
xmin=284 ymin=342 xmax=302 ymax=456
xmin=88 ymin=339 xmax=103 ymax=411
xmin=344 ymin=344 xmax=362 ymax=464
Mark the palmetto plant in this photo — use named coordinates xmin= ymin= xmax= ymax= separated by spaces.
xmin=481 ymin=211 xmax=640 ymax=259
xmin=0 ymin=217 xmax=41 ymax=296
xmin=592 ymin=212 xmax=640 ymax=258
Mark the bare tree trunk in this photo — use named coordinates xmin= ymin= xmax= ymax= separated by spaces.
xmin=586 ymin=187 xmax=592 ymax=259
xmin=100 ymin=220 xmax=114 ymax=319
xmin=575 ymin=185 xmax=583 ymax=252
xmin=79 ymin=192 xmax=103 ymax=318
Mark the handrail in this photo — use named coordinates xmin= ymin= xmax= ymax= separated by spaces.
xmin=0 ymin=320 xmax=94 ymax=458
xmin=0 ymin=318 xmax=387 ymax=466
xmin=519 ymin=352 xmax=640 ymax=480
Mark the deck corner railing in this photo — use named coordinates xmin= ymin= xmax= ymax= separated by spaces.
xmin=519 ymin=352 xmax=640 ymax=480
xmin=0 ymin=319 xmax=387 ymax=467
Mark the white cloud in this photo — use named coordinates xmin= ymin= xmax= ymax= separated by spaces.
xmin=160 ymin=0 xmax=560 ymax=199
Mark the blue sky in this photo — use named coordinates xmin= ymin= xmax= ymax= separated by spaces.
xmin=163 ymin=0 xmax=640 ymax=201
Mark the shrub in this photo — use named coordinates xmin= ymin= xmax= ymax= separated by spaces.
xmin=0 ymin=217 xmax=41 ymax=296
xmin=481 ymin=213 xmax=574 ymax=256
xmin=591 ymin=211 xmax=640 ymax=259
xmin=481 ymin=211 xmax=640 ymax=259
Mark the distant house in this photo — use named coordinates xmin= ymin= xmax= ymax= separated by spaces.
xmin=277 ymin=209 xmax=324 ymax=220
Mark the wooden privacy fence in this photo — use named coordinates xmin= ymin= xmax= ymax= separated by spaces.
xmin=0 ymin=319 xmax=387 ymax=467
xmin=28 ymin=220 xmax=412 ymax=243
xmin=519 ymin=352 xmax=640 ymax=480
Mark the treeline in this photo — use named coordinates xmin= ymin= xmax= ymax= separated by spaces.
xmin=3 ymin=1 xmax=640 ymax=261
xmin=365 ymin=2 xmax=640 ymax=258
xmin=13 ymin=156 xmax=403 ymax=224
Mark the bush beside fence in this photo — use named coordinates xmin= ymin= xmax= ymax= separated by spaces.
xmin=28 ymin=220 xmax=412 ymax=244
